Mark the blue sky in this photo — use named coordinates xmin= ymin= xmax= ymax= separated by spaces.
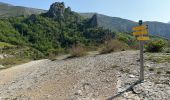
xmin=0 ymin=0 xmax=170 ymax=23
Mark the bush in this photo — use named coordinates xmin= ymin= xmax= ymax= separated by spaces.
xmin=100 ymin=39 xmax=129 ymax=54
xmin=145 ymin=40 xmax=166 ymax=52
xmin=69 ymin=44 xmax=87 ymax=57
xmin=47 ymin=48 xmax=65 ymax=61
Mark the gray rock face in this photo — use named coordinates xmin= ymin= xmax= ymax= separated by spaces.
xmin=89 ymin=14 xmax=99 ymax=27
xmin=47 ymin=2 xmax=65 ymax=18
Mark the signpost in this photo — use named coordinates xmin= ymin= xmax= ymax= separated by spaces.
xmin=132 ymin=25 xmax=147 ymax=31
xmin=132 ymin=20 xmax=150 ymax=82
xmin=133 ymin=30 xmax=148 ymax=36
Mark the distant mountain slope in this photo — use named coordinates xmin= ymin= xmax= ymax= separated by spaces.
xmin=0 ymin=2 xmax=46 ymax=17
xmin=80 ymin=13 xmax=170 ymax=39
xmin=79 ymin=13 xmax=95 ymax=18
xmin=0 ymin=2 xmax=169 ymax=39
xmin=145 ymin=21 xmax=170 ymax=39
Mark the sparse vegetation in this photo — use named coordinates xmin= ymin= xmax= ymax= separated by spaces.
xmin=100 ymin=39 xmax=129 ymax=54
xmin=47 ymin=48 xmax=65 ymax=61
xmin=111 ymin=65 xmax=119 ymax=68
xmin=147 ymin=54 xmax=170 ymax=63
xmin=0 ymin=57 xmax=30 ymax=68
xmin=164 ymin=40 xmax=170 ymax=53
xmin=0 ymin=42 xmax=15 ymax=48
xmin=69 ymin=44 xmax=87 ymax=58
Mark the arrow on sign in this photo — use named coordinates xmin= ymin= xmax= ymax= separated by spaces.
xmin=133 ymin=25 xmax=147 ymax=31
xmin=133 ymin=29 xmax=148 ymax=36
xmin=137 ymin=36 xmax=150 ymax=41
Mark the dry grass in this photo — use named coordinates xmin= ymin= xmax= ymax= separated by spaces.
xmin=100 ymin=39 xmax=129 ymax=54
xmin=0 ymin=57 xmax=30 ymax=69
xmin=69 ymin=44 xmax=87 ymax=58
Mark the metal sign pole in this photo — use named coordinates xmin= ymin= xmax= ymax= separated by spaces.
xmin=133 ymin=20 xmax=149 ymax=82
xmin=139 ymin=41 xmax=144 ymax=81
xmin=139 ymin=20 xmax=144 ymax=82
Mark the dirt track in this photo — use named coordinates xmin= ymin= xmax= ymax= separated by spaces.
xmin=1 ymin=51 xmax=169 ymax=100
xmin=1 ymin=51 xmax=136 ymax=100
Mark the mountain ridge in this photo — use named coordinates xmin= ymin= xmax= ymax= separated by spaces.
xmin=80 ymin=13 xmax=170 ymax=39
xmin=0 ymin=2 xmax=46 ymax=17
xmin=0 ymin=2 xmax=169 ymax=39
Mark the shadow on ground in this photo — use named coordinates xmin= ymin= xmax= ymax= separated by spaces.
xmin=107 ymin=80 xmax=142 ymax=100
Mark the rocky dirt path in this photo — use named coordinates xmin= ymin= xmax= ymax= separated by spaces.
xmin=0 ymin=51 xmax=133 ymax=100
xmin=0 ymin=51 xmax=169 ymax=100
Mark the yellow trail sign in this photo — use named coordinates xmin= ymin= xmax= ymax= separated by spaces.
xmin=133 ymin=29 xmax=148 ymax=35
xmin=137 ymin=36 xmax=150 ymax=41
xmin=133 ymin=25 xmax=147 ymax=31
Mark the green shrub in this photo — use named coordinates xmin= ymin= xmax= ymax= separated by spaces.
xmin=145 ymin=40 xmax=166 ymax=52
xmin=100 ymin=39 xmax=129 ymax=54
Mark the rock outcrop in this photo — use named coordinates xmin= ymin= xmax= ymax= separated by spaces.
xmin=46 ymin=2 xmax=65 ymax=19
xmin=88 ymin=14 xmax=99 ymax=27
xmin=45 ymin=2 xmax=74 ymax=20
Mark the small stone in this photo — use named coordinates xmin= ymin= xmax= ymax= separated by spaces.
xmin=75 ymin=90 xmax=82 ymax=96
xmin=167 ymin=90 xmax=170 ymax=95
xmin=129 ymin=75 xmax=135 ymax=78
xmin=145 ymin=63 xmax=151 ymax=67
xmin=136 ymin=59 xmax=140 ymax=62
xmin=47 ymin=95 xmax=51 ymax=98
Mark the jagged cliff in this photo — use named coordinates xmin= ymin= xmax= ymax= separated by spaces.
xmin=45 ymin=2 xmax=65 ymax=18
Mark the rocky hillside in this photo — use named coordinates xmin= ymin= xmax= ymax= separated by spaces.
xmin=0 ymin=51 xmax=169 ymax=99
xmin=0 ymin=2 xmax=46 ymax=17
xmin=82 ymin=13 xmax=137 ymax=32
xmin=81 ymin=13 xmax=170 ymax=39
xmin=0 ymin=2 xmax=115 ymax=56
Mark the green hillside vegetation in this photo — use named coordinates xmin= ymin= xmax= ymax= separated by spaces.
xmin=0 ymin=2 xmax=168 ymax=68
xmin=0 ymin=42 xmax=15 ymax=48
xmin=0 ymin=2 xmax=170 ymax=39
xmin=0 ymin=2 xmax=116 ymax=60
